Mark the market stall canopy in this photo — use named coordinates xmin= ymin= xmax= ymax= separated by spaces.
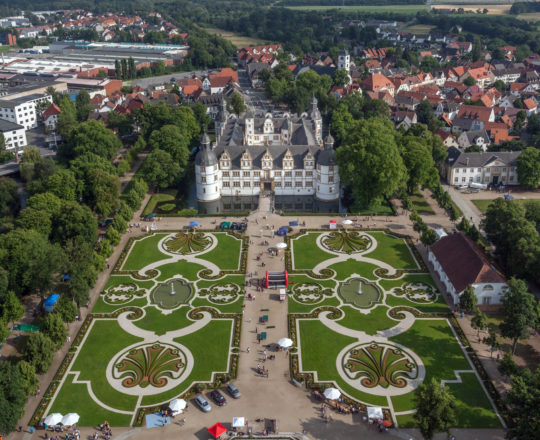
xmin=342 ymin=219 xmax=353 ymax=225
xmin=278 ymin=337 xmax=293 ymax=348
xmin=367 ymin=406 xmax=384 ymax=420
xmin=61 ymin=413 xmax=79 ymax=426
xmin=276 ymin=242 xmax=287 ymax=249
xmin=44 ymin=413 xmax=63 ymax=426
xmin=232 ymin=417 xmax=245 ymax=428
xmin=323 ymin=388 xmax=341 ymax=400
xmin=189 ymin=221 xmax=199 ymax=227
xmin=169 ymin=398 xmax=187 ymax=413
xmin=208 ymin=422 xmax=227 ymax=438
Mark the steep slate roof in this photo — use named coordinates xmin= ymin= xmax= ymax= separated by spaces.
xmin=430 ymin=232 xmax=506 ymax=293
xmin=446 ymin=147 xmax=521 ymax=168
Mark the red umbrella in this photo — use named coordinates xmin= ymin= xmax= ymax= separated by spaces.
xmin=329 ymin=220 xmax=337 ymax=223
xmin=208 ymin=423 xmax=227 ymax=438
xmin=382 ymin=419 xmax=392 ymax=427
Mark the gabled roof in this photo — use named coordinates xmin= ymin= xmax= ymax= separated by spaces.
xmin=523 ymin=97 xmax=537 ymax=110
xmin=446 ymin=147 xmax=521 ymax=169
xmin=456 ymin=105 xmax=493 ymax=122
xmin=430 ymin=232 xmax=506 ymax=293
xmin=43 ymin=103 xmax=61 ymax=120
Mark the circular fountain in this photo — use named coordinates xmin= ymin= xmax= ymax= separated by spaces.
xmin=339 ymin=278 xmax=381 ymax=308
xmin=152 ymin=279 xmax=192 ymax=309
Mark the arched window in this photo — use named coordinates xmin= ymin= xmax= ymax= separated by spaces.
xmin=482 ymin=285 xmax=494 ymax=291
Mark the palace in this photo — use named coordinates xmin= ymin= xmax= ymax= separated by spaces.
xmin=195 ymin=96 xmax=340 ymax=202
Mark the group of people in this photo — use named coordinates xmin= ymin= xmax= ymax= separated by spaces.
xmin=256 ymin=364 xmax=269 ymax=378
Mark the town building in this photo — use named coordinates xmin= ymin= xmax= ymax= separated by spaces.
xmin=195 ymin=97 xmax=339 ymax=202
xmin=0 ymin=93 xmax=52 ymax=130
xmin=0 ymin=119 xmax=26 ymax=150
xmin=43 ymin=103 xmax=61 ymax=130
xmin=429 ymin=232 xmax=507 ymax=309
xmin=444 ymin=147 xmax=521 ymax=186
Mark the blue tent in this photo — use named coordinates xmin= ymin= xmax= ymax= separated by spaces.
xmin=189 ymin=221 xmax=199 ymax=227
xmin=504 ymin=194 xmax=514 ymax=200
xmin=277 ymin=227 xmax=288 ymax=236
xmin=44 ymin=294 xmax=60 ymax=313
xmin=289 ymin=221 xmax=298 ymax=226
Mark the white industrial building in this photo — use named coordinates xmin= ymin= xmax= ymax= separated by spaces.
xmin=0 ymin=119 xmax=27 ymax=151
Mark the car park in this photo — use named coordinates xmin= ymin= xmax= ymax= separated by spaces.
xmin=195 ymin=395 xmax=212 ymax=412
xmin=226 ymin=383 xmax=241 ymax=399
xmin=210 ymin=390 xmax=227 ymax=406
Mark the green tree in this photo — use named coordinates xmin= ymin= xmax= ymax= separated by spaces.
xmin=17 ymin=360 xmax=39 ymax=395
xmin=141 ymin=149 xmax=181 ymax=189
xmin=56 ymin=95 xmax=77 ymax=139
xmin=420 ymin=55 xmax=440 ymax=72
xmin=42 ymin=312 xmax=67 ymax=349
xmin=504 ymin=367 xmax=540 ymax=439
xmin=413 ymin=378 xmax=457 ymax=440
xmin=401 ymin=136 xmax=437 ymax=193
xmin=471 ymin=308 xmax=488 ymax=337
xmin=499 ymin=278 xmax=538 ymax=353
xmin=148 ymin=125 xmax=190 ymax=165
xmin=63 ymin=120 xmax=122 ymax=161
xmin=335 ymin=118 xmax=406 ymax=209
xmin=46 ymin=86 xmax=61 ymax=105
xmin=517 ymin=147 xmax=540 ymax=188
xmin=498 ymin=351 xmax=519 ymax=378
xmin=23 ymin=332 xmax=55 ymax=373
xmin=493 ymin=80 xmax=506 ymax=92
xmin=0 ymin=290 xmax=24 ymax=325
xmin=0 ymin=360 xmax=27 ymax=433
xmin=464 ymin=76 xmax=476 ymax=86
xmin=333 ymin=68 xmax=350 ymax=87
xmin=0 ymin=318 xmax=7 ymax=343
xmin=229 ymin=92 xmax=246 ymax=116
xmin=420 ymin=228 xmax=437 ymax=246
xmin=54 ymin=295 xmax=77 ymax=323
xmin=471 ymin=37 xmax=482 ymax=62
xmin=45 ymin=168 xmax=78 ymax=201
xmin=115 ymin=59 xmax=122 ymax=79
xmin=416 ymin=99 xmax=434 ymax=124
xmin=459 ymin=284 xmax=477 ymax=313
xmin=75 ymin=89 xmax=93 ymax=122
xmin=484 ymin=324 xmax=501 ymax=358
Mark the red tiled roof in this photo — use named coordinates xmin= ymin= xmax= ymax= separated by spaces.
xmin=523 ymin=97 xmax=537 ymax=110
xmin=430 ymin=232 xmax=506 ymax=293
xmin=43 ymin=103 xmax=61 ymax=120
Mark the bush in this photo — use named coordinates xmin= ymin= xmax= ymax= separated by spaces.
xmin=106 ymin=227 xmax=121 ymax=246
xmin=54 ymin=296 xmax=78 ymax=323
xmin=97 ymin=238 xmax=113 ymax=258
xmin=23 ymin=333 xmax=55 ymax=373
xmin=125 ymin=189 xmax=142 ymax=210
xmin=159 ymin=203 xmax=176 ymax=212
xmin=111 ymin=216 xmax=127 ymax=233
xmin=117 ymin=201 xmax=133 ymax=222
xmin=116 ymin=159 xmax=131 ymax=176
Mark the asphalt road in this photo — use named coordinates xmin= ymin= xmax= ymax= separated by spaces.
xmin=130 ymin=70 xmax=207 ymax=89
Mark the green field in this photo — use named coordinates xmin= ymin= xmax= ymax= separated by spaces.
xmin=471 ymin=197 xmax=540 ymax=213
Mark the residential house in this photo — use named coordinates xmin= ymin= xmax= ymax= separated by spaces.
xmin=360 ymin=73 xmax=395 ymax=96
xmin=522 ymin=97 xmax=537 ymax=116
xmin=456 ymin=105 xmax=495 ymax=123
xmin=42 ymin=103 xmax=61 ymax=131
xmin=457 ymin=129 xmax=490 ymax=151
xmin=429 ymin=232 xmax=507 ymax=309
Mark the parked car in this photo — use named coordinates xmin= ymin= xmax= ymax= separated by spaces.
xmin=457 ymin=184 xmax=468 ymax=190
xmin=226 ymin=383 xmax=241 ymax=399
xmin=231 ymin=222 xmax=240 ymax=230
xmin=210 ymin=390 xmax=227 ymax=406
xmin=195 ymin=395 xmax=212 ymax=412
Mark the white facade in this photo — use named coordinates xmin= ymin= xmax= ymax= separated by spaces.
xmin=428 ymin=249 xmax=507 ymax=306
xmin=44 ymin=113 xmax=58 ymax=130
xmin=0 ymin=94 xmax=52 ymax=130
xmin=338 ymin=50 xmax=351 ymax=72
xmin=449 ymin=161 xmax=519 ymax=186
xmin=0 ymin=122 xmax=27 ymax=150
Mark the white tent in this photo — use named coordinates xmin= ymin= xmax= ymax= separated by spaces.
xmin=278 ymin=338 xmax=293 ymax=348
xmin=169 ymin=398 xmax=187 ymax=413
xmin=61 ymin=413 xmax=79 ymax=426
xmin=44 ymin=413 xmax=63 ymax=426
xmin=342 ymin=219 xmax=353 ymax=226
xmin=323 ymin=388 xmax=341 ymax=400
xmin=232 ymin=417 xmax=245 ymax=428
xmin=276 ymin=242 xmax=287 ymax=249
xmin=367 ymin=406 xmax=384 ymax=420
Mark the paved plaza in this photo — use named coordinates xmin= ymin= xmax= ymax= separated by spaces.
xmin=10 ymin=192 xmax=509 ymax=440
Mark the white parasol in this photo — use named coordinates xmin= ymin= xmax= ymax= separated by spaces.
xmin=342 ymin=219 xmax=353 ymax=225
xmin=278 ymin=337 xmax=293 ymax=348
xmin=275 ymin=242 xmax=287 ymax=249
xmin=169 ymin=398 xmax=187 ymax=413
xmin=44 ymin=413 xmax=63 ymax=426
xmin=323 ymin=388 xmax=341 ymax=400
xmin=61 ymin=413 xmax=79 ymax=426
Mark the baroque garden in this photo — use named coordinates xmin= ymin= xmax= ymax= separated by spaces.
xmin=34 ymin=227 xmax=503 ymax=429
xmin=33 ymin=231 xmax=246 ymax=427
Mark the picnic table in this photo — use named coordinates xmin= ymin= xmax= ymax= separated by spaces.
xmin=260 ymin=315 xmax=269 ymax=323
xmin=258 ymin=332 xmax=267 ymax=341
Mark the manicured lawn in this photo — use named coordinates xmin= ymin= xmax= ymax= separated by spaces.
xmin=291 ymin=233 xmax=334 ymax=269
xmin=288 ymin=296 xmax=340 ymax=314
xmin=104 ymin=276 xmax=155 ymax=291
xmin=385 ymin=294 xmax=449 ymax=313
xmin=191 ymin=297 xmax=244 ymax=314
xmin=50 ymin=375 xmax=133 ymax=427
xmin=197 ymin=275 xmax=246 ymax=289
xmin=410 ymin=192 xmax=435 ymax=215
xmin=337 ymin=305 xmax=397 ymax=336
xmin=287 ymin=274 xmax=337 ymax=289
xmin=390 ymin=319 xmax=472 ymax=412
xmin=200 ymin=233 xmax=242 ymax=270
xmin=396 ymin=413 xmax=416 ymax=428
xmin=133 ymin=306 xmax=193 ymax=336
xmin=447 ymin=373 xmax=501 ymax=428
xmin=142 ymin=192 xmax=175 ymax=216
xmin=472 ymin=198 xmax=540 ymax=213
xmin=92 ymin=297 xmax=148 ymax=314
xmin=299 ymin=320 xmax=387 ymax=405
xmin=71 ymin=320 xmax=141 ymax=411
xmin=142 ymin=319 xmax=233 ymax=406
xmin=122 ymin=234 xmax=170 ymax=270
xmin=364 ymin=232 xmax=418 ymax=269
xmin=155 ymin=260 xmax=205 ymax=282
xmin=329 ymin=259 xmax=379 ymax=281
xmin=379 ymin=273 xmax=436 ymax=291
